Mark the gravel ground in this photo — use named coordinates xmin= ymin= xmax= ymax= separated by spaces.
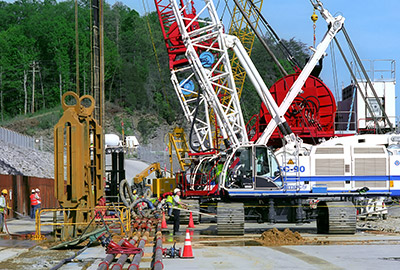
xmin=357 ymin=217 xmax=400 ymax=233
xmin=0 ymin=139 xmax=54 ymax=178
xmin=357 ymin=205 xmax=400 ymax=233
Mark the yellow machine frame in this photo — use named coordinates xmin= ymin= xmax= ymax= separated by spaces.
xmin=54 ymin=91 xmax=104 ymax=239
xmin=168 ymin=127 xmax=193 ymax=172
xmin=133 ymin=127 xmax=194 ymax=198
xmin=229 ymin=0 xmax=263 ymax=99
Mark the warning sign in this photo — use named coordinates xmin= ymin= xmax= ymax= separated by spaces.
xmin=287 ymin=159 xmax=294 ymax=165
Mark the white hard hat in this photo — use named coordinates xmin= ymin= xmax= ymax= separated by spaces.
xmin=35 ymin=188 xmax=40 ymax=192
xmin=31 ymin=189 xmax=35 ymax=193
xmin=174 ymin=188 xmax=180 ymax=194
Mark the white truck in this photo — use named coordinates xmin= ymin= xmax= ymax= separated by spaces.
xmin=105 ymin=134 xmax=139 ymax=154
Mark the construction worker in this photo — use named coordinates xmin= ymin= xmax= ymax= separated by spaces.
xmin=212 ymin=163 xmax=223 ymax=185
xmin=30 ymin=189 xmax=39 ymax=219
xmin=149 ymin=197 xmax=159 ymax=209
xmin=165 ymin=193 xmax=174 ymax=217
xmin=0 ymin=189 xmax=9 ymax=233
xmin=172 ymin=188 xmax=187 ymax=235
xmin=132 ymin=189 xmax=138 ymax=201
xmin=35 ymin=188 xmax=41 ymax=211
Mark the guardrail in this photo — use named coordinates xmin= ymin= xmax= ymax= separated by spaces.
xmin=32 ymin=205 xmax=131 ymax=240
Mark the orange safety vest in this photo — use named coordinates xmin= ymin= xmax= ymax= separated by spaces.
xmin=30 ymin=194 xmax=38 ymax=206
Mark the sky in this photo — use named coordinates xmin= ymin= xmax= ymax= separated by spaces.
xmin=108 ymin=0 xmax=400 ymax=118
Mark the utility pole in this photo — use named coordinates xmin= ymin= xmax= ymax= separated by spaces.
xmin=38 ymin=63 xmax=45 ymax=110
xmin=24 ymin=70 xmax=27 ymax=115
xmin=31 ymin=60 xmax=37 ymax=114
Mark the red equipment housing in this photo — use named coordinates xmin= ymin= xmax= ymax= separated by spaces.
xmin=155 ymin=0 xmax=216 ymax=70
xmin=252 ymin=72 xmax=337 ymax=146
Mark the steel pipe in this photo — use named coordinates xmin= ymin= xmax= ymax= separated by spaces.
xmin=110 ymin=239 xmax=137 ymax=270
xmin=128 ymin=232 xmax=149 ymax=270
xmin=97 ymin=239 xmax=125 ymax=270
xmin=152 ymin=231 xmax=164 ymax=270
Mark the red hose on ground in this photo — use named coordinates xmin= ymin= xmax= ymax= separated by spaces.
xmin=3 ymin=212 xmax=11 ymax=236
xmin=3 ymin=212 xmax=33 ymax=238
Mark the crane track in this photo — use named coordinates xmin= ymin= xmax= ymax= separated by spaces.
xmin=217 ymin=202 xmax=245 ymax=235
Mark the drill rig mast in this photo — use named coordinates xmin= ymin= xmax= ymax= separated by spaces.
xmin=53 ymin=0 xmax=105 ymax=240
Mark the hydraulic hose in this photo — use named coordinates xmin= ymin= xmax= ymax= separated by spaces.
xmin=110 ymin=239 xmax=138 ymax=270
xmin=119 ymin=179 xmax=135 ymax=208
xmin=51 ymin=243 xmax=91 ymax=270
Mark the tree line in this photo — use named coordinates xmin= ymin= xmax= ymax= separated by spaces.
xmin=0 ymin=0 xmax=308 ymax=126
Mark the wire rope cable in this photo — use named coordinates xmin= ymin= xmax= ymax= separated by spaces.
xmin=329 ymin=42 xmax=340 ymax=102
xmin=142 ymin=0 xmax=170 ymax=105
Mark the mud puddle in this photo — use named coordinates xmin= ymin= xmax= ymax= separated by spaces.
xmin=0 ymin=238 xmax=37 ymax=248
xmin=0 ymin=246 xmax=76 ymax=270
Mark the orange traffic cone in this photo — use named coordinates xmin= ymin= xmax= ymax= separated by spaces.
xmin=188 ymin=212 xmax=195 ymax=228
xmin=181 ymin=229 xmax=194 ymax=259
xmin=161 ymin=212 xmax=168 ymax=229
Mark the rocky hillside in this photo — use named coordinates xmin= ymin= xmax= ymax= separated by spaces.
xmin=0 ymin=139 xmax=54 ymax=178
xmin=0 ymin=102 xmax=182 ymax=177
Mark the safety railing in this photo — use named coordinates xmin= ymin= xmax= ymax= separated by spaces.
xmin=333 ymin=110 xmax=357 ymax=133
xmin=32 ymin=205 xmax=131 ymax=241
xmin=356 ymin=116 xmax=399 ymax=134
xmin=357 ymin=59 xmax=396 ymax=82
xmin=178 ymin=171 xmax=219 ymax=197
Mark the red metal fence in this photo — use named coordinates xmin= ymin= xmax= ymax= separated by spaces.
xmin=0 ymin=174 xmax=57 ymax=219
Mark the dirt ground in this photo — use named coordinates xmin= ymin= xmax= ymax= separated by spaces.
xmin=258 ymin=228 xmax=307 ymax=246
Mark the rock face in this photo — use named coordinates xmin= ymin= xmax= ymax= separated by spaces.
xmin=0 ymin=139 xmax=54 ymax=179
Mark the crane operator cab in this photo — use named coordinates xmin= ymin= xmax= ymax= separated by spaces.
xmin=223 ymin=145 xmax=282 ymax=190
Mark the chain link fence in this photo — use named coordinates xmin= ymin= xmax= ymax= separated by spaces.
xmin=137 ymin=144 xmax=184 ymax=173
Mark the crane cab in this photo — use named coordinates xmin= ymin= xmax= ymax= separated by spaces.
xmin=221 ymin=145 xmax=283 ymax=193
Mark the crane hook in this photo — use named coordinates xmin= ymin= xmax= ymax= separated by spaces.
xmin=311 ymin=9 xmax=318 ymax=47
xmin=311 ymin=9 xmax=318 ymax=23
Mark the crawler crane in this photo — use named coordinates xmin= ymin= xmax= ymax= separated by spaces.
xmin=155 ymin=0 xmax=400 ymax=234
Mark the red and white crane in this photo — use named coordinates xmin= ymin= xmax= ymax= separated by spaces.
xmin=154 ymin=0 xmax=400 ymax=235
xmin=155 ymin=0 xmax=345 ymax=154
